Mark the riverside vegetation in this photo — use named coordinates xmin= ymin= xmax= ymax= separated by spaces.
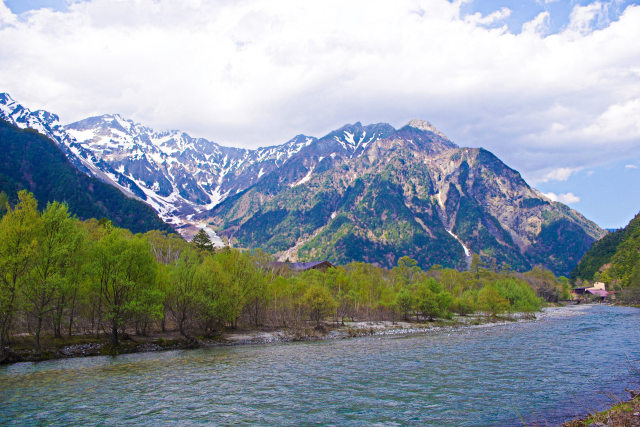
xmin=1 ymin=191 xmax=577 ymax=363
xmin=571 ymin=209 xmax=640 ymax=304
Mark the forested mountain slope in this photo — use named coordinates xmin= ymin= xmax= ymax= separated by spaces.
xmin=572 ymin=211 xmax=640 ymax=286
xmin=0 ymin=119 xmax=173 ymax=234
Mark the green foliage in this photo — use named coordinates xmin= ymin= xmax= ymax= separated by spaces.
xmin=571 ymin=211 xmax=640 ymax=300
xmin=604 ymin=216 xmax=640 ymax=290
xmin=303 ymin=285 xmax=337 ymax=325
xmin=477 ymin=286 xmax=510 ymax=317
xmin=0 ymin=191 xmax=8 ymax=217
xmin=127 ymin=287 xmax=165 ymax=336
xmin=395 ymin=288 xmax=414 ymax=320
xmin=0 ymin=191 xmax=39 ymax=347
xmin=492 ymin=279 xmax=541 ymax=312
xmin=450 ymin=292 xmax=475 ymax=316
xmin=191 ymin=229 xmax=213 ymax=252
xmin=167 ymin=248 xmax=200 ymax=337
xmin=571 ymin=221 xmax=634 ymax=282
xmin=24 ymin=201 xmax=79 ymax=350
xmin=92 ymin=228 xmax=157 ymax=345
xmin=0 ymin=191 xmax=564 ymax=354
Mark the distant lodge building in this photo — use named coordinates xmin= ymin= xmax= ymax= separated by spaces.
xmin=572 ymin=282 xmax=615 ymax=301
xmin=271 ymin=261 xmax=335 ymax=273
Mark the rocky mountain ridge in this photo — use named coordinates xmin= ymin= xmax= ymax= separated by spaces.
xmin=0 ymin=92 xmax=607 ymax=274
xmin=201 ymin=121 xmax=606 ymax=275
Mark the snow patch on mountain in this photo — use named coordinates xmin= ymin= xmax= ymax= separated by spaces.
xmin=1 ymin=92 xmax=459 ymax=245
xmin=291 ymin=166 xmax=315 ymax=187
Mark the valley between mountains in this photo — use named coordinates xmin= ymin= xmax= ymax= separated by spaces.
xmin=0 ymin=93 xmax=605 ymax=276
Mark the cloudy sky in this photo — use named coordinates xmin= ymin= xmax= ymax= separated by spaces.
xmin=0 ymin=0 xmax=639 ymax=228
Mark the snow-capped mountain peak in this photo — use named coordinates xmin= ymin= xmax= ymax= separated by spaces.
xmin=0 ymin=93 xmax=457 ymax=241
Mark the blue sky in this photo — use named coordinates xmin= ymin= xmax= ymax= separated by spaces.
xmin=4 ymin=0 xmax=68 ymax=14
xmin=535 ymin=155 xmax=640 ymax=229
xmin=0 ymin=0 xmax=639 ymax=229
xmin=461 ymin=0 xmax=640 ymax=33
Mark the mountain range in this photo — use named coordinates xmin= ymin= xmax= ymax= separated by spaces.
xmin=0 ymin=119 xmax=172 ymax=234
xmin=0 ymin=93 xmax=606 ymax=275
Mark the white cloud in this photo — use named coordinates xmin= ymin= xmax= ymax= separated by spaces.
xmin=625 ymin=164 xmax=638 ymax=169
xmin=464 ymin=7 xmax=511 ymax=26
xmin=568 ymin=2 xmax=606 ymax=34
xmin=0 ymin=0 xmax=638 ymax=185
xmin=0 ymin=0 xmax=15 ymax=25
xmin=543 ymin=192 xmax=581 ymax=204
xmin=522 ymin=11 xmax=550 ymax=35
xmin=532 ymin=167 xmax=581 ymax=184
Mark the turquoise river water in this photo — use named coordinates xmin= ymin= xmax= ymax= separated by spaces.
xmin=1 ymin=305 xmax=639 ymax=425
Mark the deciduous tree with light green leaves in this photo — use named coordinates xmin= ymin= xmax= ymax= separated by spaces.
xmin=303 ymin=285 xmax=337 ymax=326
xmin=92 ymin=228 xmax=157 ymax=345
xmin=477 ymin=285 xmax=510 ymax=318
xmin=0 ymin=191 xmax=38 ymax=350
xmin=24 ymin=201 xmax=78 ymax=351
xmin=168 ymin=248 xmax=200 ymax=338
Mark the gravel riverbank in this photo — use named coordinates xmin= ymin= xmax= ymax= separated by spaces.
xmin=1 ymin=304 xmax=595 ymax=365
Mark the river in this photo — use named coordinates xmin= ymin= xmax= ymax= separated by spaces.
xmin=1 ymin=305 xmax=639 ymax=425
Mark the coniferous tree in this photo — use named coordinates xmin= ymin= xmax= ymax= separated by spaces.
xmin=192 ymin=229 xmax=213 ymax=252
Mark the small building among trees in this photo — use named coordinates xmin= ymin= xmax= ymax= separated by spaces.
xmin=572 ymin=282 xmax=611 ymax=301
xmin=271 ymin=261 xmax=335 ymax=273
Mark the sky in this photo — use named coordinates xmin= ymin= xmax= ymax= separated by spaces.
xmin=0 ymin=0 xmax=639 ymax=229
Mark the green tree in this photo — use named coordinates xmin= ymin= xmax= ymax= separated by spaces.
xmin=54 ymin=225 xmax=89 ymax=337
xmin=145 ymin=230 xmax=188 ymax=264
xmin=523 ymin=266 xmax=561 ymax=302
xmin=92 ymin=229 xmax=156 ymax=345
xmin=192 ymin=229 xmax=213 ymax=252
xmin=0 ymin=191 xmax=8 ymax=217
xmin=194 ymin=255 xmax=242 ymax=333
xmin=470 ymin=254 xmax=483 ymax=280
xmin=0 ymin=191 xmax=38 ymax=349
xmin=436 ymin=291 xmax=453 ymax=319
xmin=493 ymin=279 xmax=541 ymax=312
xmin=128 ymin=287 xmax=165 ymax=336
xmin=393 ymin=256 xmax=421 ymax=286
xmin=450 ymin=291 xmax=475 ymax=316
xmin=24 ymin=201 xmax=77 ymax=351
xmin=414 ymin=283 xmax=439 ymax=321
xmin=395 ymin=287 xmax=414 ymax=321
xmin=168 ymin=248 xmax=200 ymax=337
xmin=303 ymin=285 xmax=337 ymax=326
xmin=477 ymin=285 xmax=510 ymax=318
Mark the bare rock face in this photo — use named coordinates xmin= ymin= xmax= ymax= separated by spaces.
xmin=202 ymin=121 xmax=605 ymax=276
xmin=406 ymin=119 xmax=450 ymax=140
xmin=0 ymin=92 xmax=606 ymax=274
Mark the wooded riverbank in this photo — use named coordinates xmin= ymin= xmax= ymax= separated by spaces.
xmin=2 ymin=311 xmax=541 ymax=365
xmin=0 ymin=191 xmax=576 ymax=365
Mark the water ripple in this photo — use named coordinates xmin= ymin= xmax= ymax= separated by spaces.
xmin=1 ymin=305 xmax=639 ymax=425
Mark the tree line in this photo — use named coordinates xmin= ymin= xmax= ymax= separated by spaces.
xmin=1 ymin=191 xmax=568 ymax=352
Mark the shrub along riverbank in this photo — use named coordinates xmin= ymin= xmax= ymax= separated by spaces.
xmin=563 ymin=391 xmax=640 ymax=426
xmin=1 ymin=191 xmax=570 ymax=364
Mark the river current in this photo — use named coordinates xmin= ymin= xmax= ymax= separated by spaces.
xmin=1 ymin=305 xmax=639 ymax=425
